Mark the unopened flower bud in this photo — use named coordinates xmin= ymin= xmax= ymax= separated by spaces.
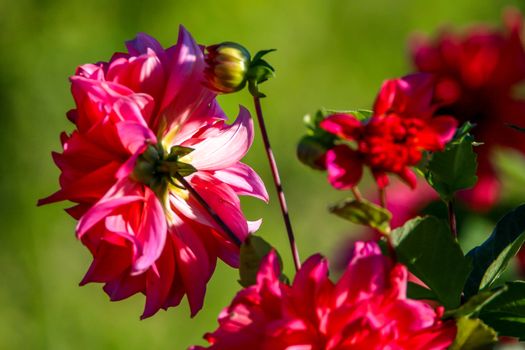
xmin=297 ymin=136 xmax=330 ymax=170
xmin=205 ymin=42 xmax=251 ymax=94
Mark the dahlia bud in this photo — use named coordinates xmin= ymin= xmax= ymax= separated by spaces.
xmin=205 ymin=42 xmax=251 ymax=94
xmin=297 ymin=135 xmax=329 ymax=170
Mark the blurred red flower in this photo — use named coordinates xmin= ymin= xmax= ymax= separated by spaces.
xmin=410 ymin=8 xmax=525 ymax=211
xmin=320 ymin=74 xmax=457 ymax=190
xmin=193 ymin=241 xmax=456 ymax=350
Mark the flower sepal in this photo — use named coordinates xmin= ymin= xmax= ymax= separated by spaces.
xmin=246 ymin=49 xmax=276 ymax=98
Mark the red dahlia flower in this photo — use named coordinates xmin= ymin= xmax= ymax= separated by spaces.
xmin=410 ymin=8 xmax=525 ymax=211
xmin=320 ymin=74 xmax=457 ymax=190
xmin=192 ymin=241 xmax=456 ymax=350
xmin=39 ymin=27 xmax=268 ymax=318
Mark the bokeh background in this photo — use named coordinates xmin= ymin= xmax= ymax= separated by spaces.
xmin=2 ymin=0 xmax=525 ymax=348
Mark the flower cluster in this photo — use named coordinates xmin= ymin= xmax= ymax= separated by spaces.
xmin=39 ymin=28 xmax=267 ymax=318
xmin=193 ymin=241 xmax=456 ymax=350
xmin=410 ymin=9 xmax=525 ymax=210
xmin=320 ymin=74 xmax=457 ymax=190
xmin=37 ymin=8 xmax=525 ymax=348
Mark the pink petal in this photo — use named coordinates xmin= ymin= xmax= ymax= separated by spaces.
xmin=256 ymin=250 xmax=282 ymax=290
xmin=171 ymin=174 xmax=250 ymax=244
xmin=190 ymin=106 xmax=254 ymax=171
xmin=103 ymin=273 xmax=146 ymax=302
xmin=335 ymin=241 xmax=389 ymax=305
xmin=76 ymin=180 xmax=144 ymax=239
xmin=372 ymin=170 xmax=390 ymax=189
xmin=38 ymin=161 xmax=121 ymax=205
xmin=170 ymin=214 xmax=212 ymax=316
xmin=80 ymin=236 xmax=132 ymax=285
xmin=141 ymin=237 xmax=175 ymax=319
xmin=247 ymin=219 xmax=263 ymax=233
xmin=320 ymin=114 xmax=362 ymax=140
xmin=212 ymin=162 xmax=269 ymax=202
xmin=373 ymin=73 xmax=435 ymax=118
xmin=126 ymin=33 xmax=166 ymax=62
xmin=116 ymin=121 xmax=156 ymax=154
xmin=398 ymin=167 xmax=418 ymax=189
xmin=413 ymin=115 xmax=458 ymax=152
xmin=325 ymin=145 xmax=363 ymax=190
xmin=156 ymin=26 xmax=217 ymax=132
xmin=132 ymin=187 xmax=168 ymax=274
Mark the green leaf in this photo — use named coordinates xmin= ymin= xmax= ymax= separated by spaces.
xmin=427 ymin=136 xmax=478 ymax=201
xmin=239 ymin=235 xmax=283 ymax=287
xmin=464 ymin=204 xmax=525 ymax=298
xmin=407 ymin=282 xmax=438 ymax=301
xmin=391 ymin=216 xmax=471 ymax=309
xmin=328 ymin=198 xmax=391 ymax=234
xmin=479 ymin=281 xmax=525 ymax=340
xmin=444 ymin=287 xmax=507 ymax=318
xmin=322 ymin=108 xmax=372 ymax=121
xmin=449 ymin=317 xmax=498 ymax=350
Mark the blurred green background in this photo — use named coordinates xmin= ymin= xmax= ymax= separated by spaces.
xmin=2 ymin=0 xmax=525 ymax=348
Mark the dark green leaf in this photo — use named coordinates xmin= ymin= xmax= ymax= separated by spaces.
xmin=239 ymin=235 xmax=283 ymax=287
xmin=479 ymin=281 xmax=525 ymax=340
xmin=444 ymin=287 xmax=507 ymax=318
xmin=407 ymin=282 xmax=438 ymax=301
xmin=427 ymin=136 xmax=478 ymax=201
xmin=328 ymin=198 xmax=391 ymax=234
xmin=391 ymin=216 xmax=471 ymax=309
xmin=464 ymin=204 xmax=525 ymax=298
xmin=449 ymin=317 xmax=498 ymax=350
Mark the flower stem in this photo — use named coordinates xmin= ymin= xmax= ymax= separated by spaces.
xmin=447 ymin=199 xmax=457 ymax=238
xmin=379 ymin=188 xmax=386 ymax=208
xmin=378 ymin=188 xmax=396 ymax=260
xmin=174 ymin=173 xmax=241 ymax=246
xmin=253 ymin=96 xmax=301 ymax=272
xmin=352 ymin=187 xmax=363 ymax=202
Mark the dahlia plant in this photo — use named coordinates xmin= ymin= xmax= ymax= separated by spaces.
xmin=40 ymin=9 xmax=525 ymax=349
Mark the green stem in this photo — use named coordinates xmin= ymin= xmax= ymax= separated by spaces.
xmin=253 ymin=95 xmax=301 ymax=272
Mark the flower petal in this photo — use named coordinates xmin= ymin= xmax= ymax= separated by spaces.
xmin=212 ymin=162 xmax=269 ymax=202
xmin=189 ymin=106 xmax=254 ymax=171
xmin=170 ymin=214 xmax=212 ymax=316
xmin=325 ymin=145 xmax=363 ymax=190
xmin=76 ymin=180 xmax=143 ymax=239
xmin=320 ymin=114 xmax=362 ymax=140
xmin=132 ymin=187 xmax=168 ymax=274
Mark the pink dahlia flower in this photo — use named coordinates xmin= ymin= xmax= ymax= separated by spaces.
xmin=410 ymin=8 xmax=525 ymax=211
xmin=193 ymin=241 xmax=456 ymax=350
xmin=38 ymin=27 xmax=268 ymax=318
xmin=320 ymin=74 xmax=457 ymax=190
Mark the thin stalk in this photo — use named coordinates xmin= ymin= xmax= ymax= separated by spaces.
xmin=447 ymin=199 xmax=457 ymax=238
xmin=253 ymin=96 xmax=301 ymax=272
xmin=379 ymin=188 xmax=386 ymax=208
xmin=175 ymin=173 xmax=241 ymax=246
xmin=351 ymin=187 xmax=363 ymax=202
xmin=378 ymin=188 xmax=396 ymax=260
xmin=385 ymin=233 xmax=397 ymax=261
